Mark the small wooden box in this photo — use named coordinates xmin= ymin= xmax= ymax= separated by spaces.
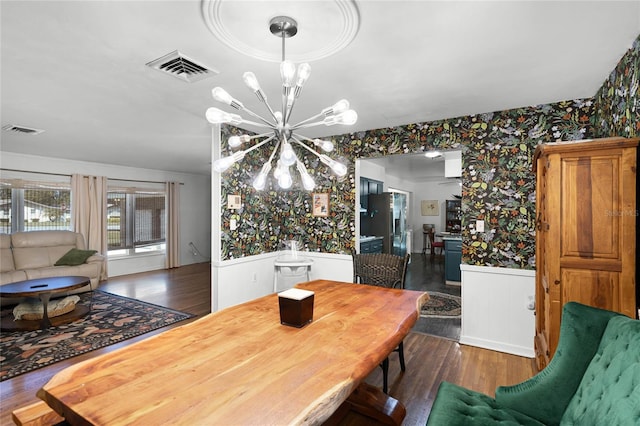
xmin=278 ymin=288 xmax=314 ymax=328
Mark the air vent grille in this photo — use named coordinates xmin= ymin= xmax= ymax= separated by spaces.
xmin=2 ymin=124 xmax=44 ymax=135
xmin=146 ymin=50 xmax=219 ymax=83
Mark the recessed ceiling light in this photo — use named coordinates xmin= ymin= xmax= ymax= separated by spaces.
xmin=425 ymin=150 xmax=442 ymax=158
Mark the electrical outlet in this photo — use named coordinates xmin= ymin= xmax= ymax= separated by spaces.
xmin=230 ymin=219 xmax=237 ymax=230
xmin=476 ymin=220 xmax=485 ymax=232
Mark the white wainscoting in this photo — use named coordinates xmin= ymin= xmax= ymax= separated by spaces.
xmin=211 ymin=252 xmax=353 ymax=311
xmin=460 ymin=264 xmax=536 ymax=358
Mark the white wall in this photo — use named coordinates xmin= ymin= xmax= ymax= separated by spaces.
xmin=211 ymin=251 xmax=353 ymax=311
xmin=1 ymin=152 xmax=211 ymax=276
xmin=460 ymin=264 xmax=536 ymax=357
xmin=411 ymin=180 xmax=461 ymax=253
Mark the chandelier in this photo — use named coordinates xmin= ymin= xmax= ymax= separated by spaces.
xmin=206 ymin=16 xmax=357 ymax=191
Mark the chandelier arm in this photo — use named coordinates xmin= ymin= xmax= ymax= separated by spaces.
xmin=243 ymin=134 xmax=277 ymax=155
xmin=239 ymin=106 xmax=278 ymax=128
xmin=247 ymin=132 xmax=274 ymax=140
xmin=290 ymin=120 xmax=326 ymax=131
xmin=284 ymin=96 xmax=299 ymax=125
xmin=261 ymin=98 xmax=280 ymax=124
xmin=267 ymin=139 xmax=281 ymax=163
xmin=290 ymin=112 xmax=324 ymax=130
xmin=291 ymin=136 xmax=322 ymax=158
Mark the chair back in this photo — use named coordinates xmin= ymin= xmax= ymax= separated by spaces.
xmin=352 ymin=252 xmax=410 ymax=289
xmin=428 ymin=229 xmax=444 ymax=247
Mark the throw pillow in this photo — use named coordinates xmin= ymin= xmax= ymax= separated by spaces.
xmin=55 ymin=248 xmax=97 ymax=266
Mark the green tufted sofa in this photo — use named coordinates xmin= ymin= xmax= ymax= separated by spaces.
xmin=426 ymin=302 xmax=640 ymax=425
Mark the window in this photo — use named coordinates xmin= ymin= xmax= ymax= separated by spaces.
xmin=0 ymin=176 xmax=71 ymax=234
xmin=107 ymin=184 xmax=166 ymax=256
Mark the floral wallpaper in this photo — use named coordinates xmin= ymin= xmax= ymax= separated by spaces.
xmin=592 ymin=34 xmax=640 ymax=138
xmin=219 ymin=33 xmax=638 ymax=268
xmin=220 ymin=99 xmax=593 ymax=267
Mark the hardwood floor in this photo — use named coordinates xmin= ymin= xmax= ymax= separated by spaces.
xmin=0 ymin=262 xmax=536 ymax=425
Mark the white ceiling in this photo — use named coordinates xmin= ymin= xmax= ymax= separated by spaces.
xmin=1 ymin=1 xmax=639 ymax=176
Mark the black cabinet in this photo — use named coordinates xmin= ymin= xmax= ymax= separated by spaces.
xmin=360 ymin=177 xmax=383 ymax=212
xmin=445 ymin=199 xmax=461 ymax=232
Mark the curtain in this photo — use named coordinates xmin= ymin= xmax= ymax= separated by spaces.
xmin=165 ymin=181 xmax=180 ymax=269
xmin=71 ymin=174 xmax=108 ymax=279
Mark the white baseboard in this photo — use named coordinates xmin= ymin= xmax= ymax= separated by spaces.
xmin=459 ymin=336 xmax=535 ymax=358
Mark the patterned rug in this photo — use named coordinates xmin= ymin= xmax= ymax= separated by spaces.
xmin=0 ymin=291 xmax=194 ymax=381
xmin=420 ymin=292 xmax=461 ymax=318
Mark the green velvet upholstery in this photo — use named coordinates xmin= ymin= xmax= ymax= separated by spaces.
xmin=495 ymin=302 xmax=620 ymax=425
xmin=560 ymin=315 xmax=640 ymax=424
xmin=427 ymin=382 xmax=545 ymax=426
xmin=427 ymin=302 xmax=639 ymax=426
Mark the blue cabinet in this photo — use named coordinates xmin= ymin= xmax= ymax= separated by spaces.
xmin=444 ymin=239 xmax=462 ymax=283
xmin=360 ymin=238 xmax=383 ymax=253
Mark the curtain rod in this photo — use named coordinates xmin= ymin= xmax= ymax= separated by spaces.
xmin=1 ymin=168 xmax=184 ymax=185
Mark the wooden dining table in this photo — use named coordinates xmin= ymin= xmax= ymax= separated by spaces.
xmin=36 ymin=279 xmax=427 ymax=425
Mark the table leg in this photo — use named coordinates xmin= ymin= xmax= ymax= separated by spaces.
xmin=38 ymin=293 xmax=52 ymax=329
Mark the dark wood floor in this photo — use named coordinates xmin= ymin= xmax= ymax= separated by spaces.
xmin=405 ymin=252 xmax=461 ymax=341
xmin=0 ymin=261 xmax=536 ymax=425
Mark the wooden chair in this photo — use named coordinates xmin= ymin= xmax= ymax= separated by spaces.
xmin=352 ymin=252 xmax=411 ymax=394
xmin=428 ymin=229 xmax=444 ymax=256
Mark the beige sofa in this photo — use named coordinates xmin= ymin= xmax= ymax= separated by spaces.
xmin=1 ymin=231 xmax=104 ymax=305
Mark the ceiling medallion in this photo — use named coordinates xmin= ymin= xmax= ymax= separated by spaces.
xmin=201 ymin=0 xmax=360 ymax=62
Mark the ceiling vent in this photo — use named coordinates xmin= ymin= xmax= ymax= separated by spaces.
xmin=146 ymin=50 xmax=219 ymax=83
xmin=2 ymin=124 xmax=44 ymax=135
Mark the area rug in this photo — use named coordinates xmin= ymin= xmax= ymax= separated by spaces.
xmin=420 ymin=292 xmax=461 ymax=318
xmin=0 ymin=291 xmax=194 ymax=381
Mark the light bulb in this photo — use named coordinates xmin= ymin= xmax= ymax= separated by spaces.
xmin=337 ymin=110 xmax=358 ymax=125
xmin=314 ymin=138 xmax=334 ymax=152
xmin=252 ymin=163 xmax=272 ymax=191
xmin=322 ymin=99 xmax=350 ymax=116
xmin=320 ymin=154 xmax=348 ymax=177
xmin=280 ymin=60 xmax=296 ymax=87
xmin=331 ymin=161 xmax=348 ymax=177
xmin=296 ymin=161 xmax=315 ymax=191
xmin=278 ymin=168 xmax=293 ymax=189
xmin=280 ymin=141 xmax=297 ymax=166
xmin=295 ymin=63 xmax=311 ymax=87
xmin=228 ymin=136 xmax=241 ymax=148
xmin=211 ymin=87 xmax=233 ymax=105
xmin=242 ymin=72 xmax=261 ymax=92
xmin=205 ymin=107 xmax=228 ymax=124
xmin=212 ymin=151 xmax=245 ymax=173
xmin=324 ymin=110 xmax=358 ymax=126
xmin=274 ymin=111 xmax=283 ymax=125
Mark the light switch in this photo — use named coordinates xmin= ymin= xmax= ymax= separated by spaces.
xmin=476 ymin=220 xmax=485 ymax=232
xmin=230 ymin=219 xmax=237 ymax=230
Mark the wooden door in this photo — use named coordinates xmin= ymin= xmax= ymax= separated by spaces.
xmin=534 ymin=138 xmax=638 ymax=369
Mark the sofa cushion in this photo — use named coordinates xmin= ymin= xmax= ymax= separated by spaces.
xmin=560 ymin=315 xmax=640 ymax=425
xmin=54 ymin=248 xmax=97 ymax=266
xmin=0 ymin=234 xmax=15 ymax=272
xmin=12 ymin=231 xmax=86 ymax=270
xmin=25 ymin=263 xmax=100 ymax=284
xmin=11 ymin=230 xmax=83 ymax=249
xmin=426 ymin=382 xmax=545 ymax=426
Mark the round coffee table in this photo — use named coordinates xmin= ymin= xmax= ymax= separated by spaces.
xmin=0 ymin=276 xmax=91 ymax=330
